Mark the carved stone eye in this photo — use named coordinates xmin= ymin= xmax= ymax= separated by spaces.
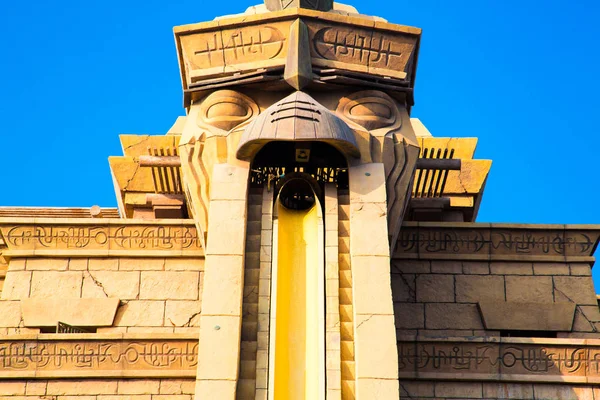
xmin=198 ymin=90 xmax=259 ymax=132
xmin=337 ymin=90 xmax=398 ymax=130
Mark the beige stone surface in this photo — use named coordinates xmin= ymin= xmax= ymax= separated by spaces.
xmin=455 ymin=275 xmax=505 ymax=303
xmin=140 ymin=271 xmax=199 ymax=300
xmin=68 ymin=258 xmax=89 ymax=270
xmin=349 ymin=163 xmax=387 ymax=203
xmin=205 ymin=200 xmax=246 ymax=256
xmin=416 ymin=274 xmax=454 ymax=303
xmin=166 ymin=300 xmax=202 ymax=327
xmin=89 ymin=258 xmax=119 ymax=271
xmin=398 ymin=381 xmax=434 ymax=397
xmin=119 ymin=258 xmax=164 ymax=271
xmin=25 ymin=258 xmax=69 ymax=271
xmin=435 ymin=382 xmax=483 ymax=398
xmin=8 ymin=258 xmax=26 ymax=271
xmin=571 ymin=264 xmax=592 ymax=276
xmin=392 ymin=260 xmax=430 ymax=274
xmin=533 ymin=262 xmax=570 ymax=275
xmin=0 ymin=300 xmax=27 ymax=327
xmin=25 ymin=381 xmax=47 ymax=396
xmin=483 ymin=383 xmax=533 ymax=399
xmin=354 ymin=314 xmax=398 ymax=379
xmin=22 ymin=298 xmax=119 ymax=327
xmin=479 ymin=301 xmax=576 ymax=331
xmin=553 ymin=276 xmax=598 ymax=305
xmin=351 ymin=256 xmax=393 ymax=315
xmin=201 ymin=255 xmax=243 ymax=316
xmin=462 ymin=261 xmax=490 ymax=275
xmin=117 ymin=380 xmax=160 ymax=394
xmin=165 ymin=258 xmax=204 ymax=271
xmin=210 ymin=164 xmax=251 ymax=201
xmin=194 ymin=380 xmax=236 ymax=399
xmin=159 ymin=379 xmax=195 ymax=395
xmin=81 ymin=270 xmax=140 ymax=299
xmin=196 ymin=315 xmax=241 ymax=380
xmin=431 ymin=260 xmax=463 ymax=274
xmin=394 ymin=303 xmax=424 ymax=329
xmin=46 ymin=380 xmax=118 ymax=395
xmin=113 ymin=301 xmax=165 ymax=327
xmin=534 ymin=384 xmax=591 ymax=400
xmin=505 ymin=275 xmax=553 ymax=303
xmin=490 ymin=262 xmax=533 ymax=275
xmin=425 ymin=303 xmax=483 ymax=330
xmin=0 ymin=381 xmax=26 ymax=395
xmin=30 ymin=271 xmax=83 ymax=298
xmin=1 ymin=270 xmax=32 ymax=299
xmin=349 ymin=202 xmax=389 ymax=257
xmin=356 ymin=378 xmax=399 ymax=398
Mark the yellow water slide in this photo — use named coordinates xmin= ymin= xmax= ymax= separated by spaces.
xmin=271 ymin=196 xmax=324 ymax=400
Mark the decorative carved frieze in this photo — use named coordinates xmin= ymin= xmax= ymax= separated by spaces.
xmin=0 ymin=335 xmax=197 ymax=378
xmin=174 ymin=11 xmax=420 ymax=100
xmin=306 ymin=21 xmax=418 ymax=80
xmin=398 ymin=337 xmax=600 ymax=384
xmin=177 ymin=19 xmax=292 ymax=86
xmin=0 ymin=219 xmax=203 ymax=258
xmin=394 ymin=223 xmax=600 ymax=262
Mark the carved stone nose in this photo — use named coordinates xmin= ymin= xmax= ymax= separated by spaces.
xmin=264 ymin=0 xmax=333 ymax=12
xmin=236 ymin=91 xmax=360 ymax=161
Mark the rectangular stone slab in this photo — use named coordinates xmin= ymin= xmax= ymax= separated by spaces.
xmin=22 ymin=298 xmax=120 ymax=327
xmin=478 ymin=301 xmax=576 ymax=332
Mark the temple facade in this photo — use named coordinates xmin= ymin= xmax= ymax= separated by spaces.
xmin=1 ymin=1 xmax=599 ymax=400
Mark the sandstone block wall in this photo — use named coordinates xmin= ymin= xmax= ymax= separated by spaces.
xmin=392 ymin=260 xmax=600 ymax=338
xmin=0 ymin=257 xmax=204 ymax=334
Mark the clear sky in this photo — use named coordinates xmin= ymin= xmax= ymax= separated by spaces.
xmin=1 ymin=1 xmax=599 ymax=279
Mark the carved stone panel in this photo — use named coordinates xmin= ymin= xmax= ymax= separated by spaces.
xmin=0 ymin=220 xmax=204 ymax=257
xmin=306 ymin=20 xmax=418 ymax=80
xmin=0 ymin=336 xmax=198 ymax=378
xmin=397 ymin=338 xmax=600 ymax=384
xmin=178 ymin=20 xmax=291 ymax=85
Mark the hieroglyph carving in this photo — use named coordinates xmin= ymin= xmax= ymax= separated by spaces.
xmin=178 ymin=22 xmax=290 ymax=83
xmin=398 ymin=340 xmax=600 ymax=382
xmin=0 ymin=339 xmax=197 ymax=377
xmin=0 ymin=224 xmax=202 ymax=252
xmin=314 ymin=28 xmax=402 ymax=67
xmin=308 ymin=22 xmax=418 ymax=80
xmin=395 ymin=227 xmax=598 ymax=259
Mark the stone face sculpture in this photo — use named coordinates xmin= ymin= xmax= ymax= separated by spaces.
xmin=174 ymin=4 xmax=422 ymax=400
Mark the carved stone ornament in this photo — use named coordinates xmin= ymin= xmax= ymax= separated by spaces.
xmin=236 ymin=91 xmax=360 ymax=161
xmin=337 ymin=90 xmax=399 ymax=131
xmin=264 ymin=0 xmax=333 ymax=12
xmin=197 ymin=90 xmax=259 ymax=133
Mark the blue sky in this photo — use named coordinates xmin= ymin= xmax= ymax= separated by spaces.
xmin=1 ymin=1 xmax=599 ymax=273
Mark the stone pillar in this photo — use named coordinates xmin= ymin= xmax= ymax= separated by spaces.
xmin=348 ymin=163 xmax=399 ymax=399
xmin=195 ymin=163 xmax=249 ymax=399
